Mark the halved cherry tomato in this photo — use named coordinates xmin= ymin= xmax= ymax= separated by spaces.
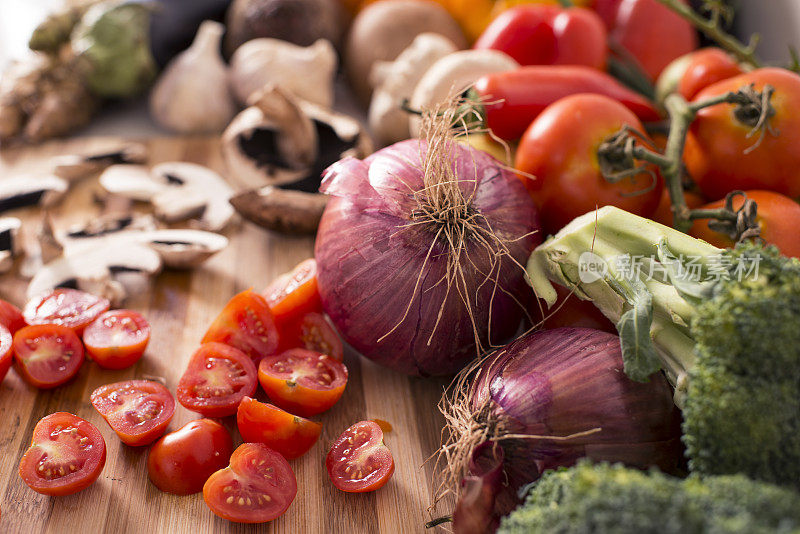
xmin=0 ymin=324 xmax=12 ymax=383
xmin=264 ymin=259 xmax=322 ymax=323
xmin=82 ymin=310 xmax=150 ymax=370
xmin=689 ymin=190 xmax=800 ymax=258
xmin=203 ymin=443 xmax=297 ymax=523
xmin=13 ymin=324 xmax=84 ymax=389
xmin=18 ymin=412 xmax=106 ymax=496
xmin=91 ymin=380 xmax=175 ymax=446
xmin=326 ymin=421 xmax=394 ymax=493
xmin=148 ymin=419 xmax=233 ymax=495
xmin=202 ymin=290 xmax=279 ymax=364
xmin=277 ymin=312 xmax=343 ymax=361
xmin=0 ymin=299 xmax=26 ymax=334
xmin=237 ymin=397 xmax=322 ymax=460
xmin=177 ymin=342 xmax=258 ymax=418
xmin=258 ymin=349 xmax=348 ymax=418
xmin=516 ymin=93 xmax=663 ymax=235
xmin=23 ymin=289 xmax=109 ymax=334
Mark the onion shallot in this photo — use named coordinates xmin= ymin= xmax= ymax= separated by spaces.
xmin=314 ymin=100 xmax=541 ymax=376
xmin=437 ymin=327 xmax=683 ymax=533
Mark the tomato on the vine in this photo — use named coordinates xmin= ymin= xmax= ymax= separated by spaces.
xmin=326 ymin=421 xmax=394 ymax=493
xmin=13 ymin=324 xmax=84 ymax=389
xmin=91 ymin=380 xmax=175 ymax=446
xmin=277 ymin=312 xmax=343 ymax=361
xmin=148 ymin=418 xmax=233 ymax=495
xmin=650 ymin=188 xmax=706 ymax=228
xmin=202 ymin=290 xmax=280 ymax=364
xmin=689 ymin=190 xmax=800 ymax=258
xmin=23 ymin=289 xmax=109 ymax=334
xmin=203 ymin=443 xmax=297 ymax=523
xmin=657 ymin=47 xmax=744 ymax=102
xmin=19 ymin=412 xmax=106 ymax=496
xmin=516 ymin=93 xmax=663 ymax=235
xmin=0 ymin=299 xmax=26 ymax=334
xmin=264 ymin=259 xmax=322 ymax=323
xmin=258 ymin=348 xmax=348 ymax=417
xmin=684 ymin=68 xmax=800 ymax=201
xmin=177 ymin=342 xmax=258 ymax=418
xmin=0 ymin=324 xmax=13 ymax=383
xmin=237 ymin=396 xmax=322 ymax=460
xmin=83 ymin=310 xmax=150 ymax=370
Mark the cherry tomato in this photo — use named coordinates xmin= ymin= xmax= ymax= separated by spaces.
xmin=237 ymin=397 xmax=322 ymax=460
xmin=13 ymin=324 xmax=84 ymax=389
xmin=148 ymin=418 xmax=233 ymax=495
xmin=264 ymin=259 xmax=322 ymax=323
xmin=0 ymin=324 xmax=12 ymax=383
xmin=516 ymin=93 xmax=663 ymax=235
xmin=0 ymin=299 xmax=26 ymax=334
xmin=611 ymin=0 xmax=698 ymax=81
xmin=685 ymin=68 xmax=800 ymax=201
xmin=277 ymin=312 xmax=343 ymax=361
xmin=474 ymin=5 xmax=608 ymax=70
xmin=258 ymin=349 xmax=348 ymax=418
xmin=203 ymin=443 xmax=297 ymax=523
xmin=689 ymin=190 xmax=800 ymax=258
xmin=91 ymin=380 xmax=175 ymax=447
xmin=23 ymin=289 xmax=109 ymax=334
xmin=82 ymin=310 xmax=150 ymax=370
xmin=326 ymin=421 xmax=394 ymax=493
xmin=591 ymin=0 xmax=623 ymax=28
xmin=18 ymin=412 xmax=106 ymax=496
xmin=539 ymin=285 xmax=615 ymax=333
xmin=177 ymin=342 xmax=258 ymax=418
xmin=650 ymin=188 xmax=706 ymax=227
xmin=202 ymin=290 xmax=280 ymax=364
xmin=657 ymin=47 xmax=744 ymax=102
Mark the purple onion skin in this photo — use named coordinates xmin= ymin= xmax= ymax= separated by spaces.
xmin=315 ymin=139 xmax=541 ymax=376
xmin=470 ymin=327 xmax=683 ymax=517
xmin=453 ymin=441 xmax=508 ymax=534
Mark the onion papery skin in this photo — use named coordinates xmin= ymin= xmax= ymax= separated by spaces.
xmin=470 ymin=327 xmax=683 ymax=516
xmin=315 ymin=139 xmax=540 ymax=376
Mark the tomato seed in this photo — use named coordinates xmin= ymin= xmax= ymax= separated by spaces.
xmin=226 ymin=496 xmax=234 ymax=504
xmin=238 ymin=498 xmax=245 ymax=506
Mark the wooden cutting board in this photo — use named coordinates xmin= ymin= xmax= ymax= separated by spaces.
xmin=0 ymin=136 xmax=454 ymax=534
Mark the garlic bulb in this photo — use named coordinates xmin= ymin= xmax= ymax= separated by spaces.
xmin=149 ymin=20 xmax=236 ymax=134
xmin=229 ymin=38 xmax=337 ymax=108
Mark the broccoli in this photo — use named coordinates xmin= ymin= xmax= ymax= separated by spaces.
xmin=526 ymin=207 xmax=800 ymax=488
xmin=499 ymin=461 xmax=800 ymax=534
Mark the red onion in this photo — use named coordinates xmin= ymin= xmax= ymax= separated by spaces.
xmin=438 ymin=327 xmax=683 ymax=533
xmin=315 ymin=134 xmax=540 ymax=376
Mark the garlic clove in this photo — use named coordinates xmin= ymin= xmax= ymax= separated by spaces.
xmin=149 ymin=20 xmax=237 ymax=134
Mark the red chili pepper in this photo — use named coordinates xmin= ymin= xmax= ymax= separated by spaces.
xmin=474 ymin=5 xmax=607 ymax=70
xmin=473 ymin=65 xmax=662 ymax=141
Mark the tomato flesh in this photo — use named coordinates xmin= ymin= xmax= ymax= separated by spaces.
xmin=83 ymin=310 xmax=150 ymax=370
xmin=91 ymin=380 xmax=175 ymax=446
xmin=258 ymin=348 xmax=348 ymax=417
xmin=0 ymin=324 xmax=12 ymax=383
xmin=202 ymin=290 xmax=280 ymax=364
xmin=19 ymin=412 xmax=106 ymax=496
xmin=0 ymin=299 xmax=26 ymax=334
xmin=237 ymin=397 xmax=322 ymax=460
xmin=277 ymin=312 xmax=343 ymax=361
xmin=148 ymin=418 xmax=233 ymax=495
xmin=177 ymin=342 xmax=258 ymax=417
xmin=203 ymin=443 xmax=297 ymax=523
xmin=326 ymin=421 xmax=394 ymax=493
xmin=23 ymin=289 xmax=109 ymax=334
xmin=264 ymin=259 xmax=322 ymax=323
xmin=13 ymin=324 xmax=84 ymax=389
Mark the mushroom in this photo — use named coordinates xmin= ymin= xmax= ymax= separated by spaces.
xmin=0 ymin=174 xmax=67 ymax=214
xmin=0 ymin=217 xmax=22 ymax=273
xmin=99 ymin=162 xmax=235 ymax=231
xmin=222 ymin=85 xmax=372 ymax=191
xmin=51 ymin=142 xmax=148 ymax=181
xmin=230 ymin=186 xmax=328 ymax=235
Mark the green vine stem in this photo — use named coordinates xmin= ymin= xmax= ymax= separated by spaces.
xmin=652 ymin=0 xmax=762 ymax=67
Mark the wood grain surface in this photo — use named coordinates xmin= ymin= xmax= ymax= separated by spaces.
xmin=0 ymin=136 xmax=454 ymax=534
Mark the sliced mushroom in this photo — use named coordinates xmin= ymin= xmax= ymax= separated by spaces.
xmin=51 ymin=142 xmax=148 ymax=181
xmin=0 ymin=217 xmax=22 ymax=273
xmin=230 ymin=186 xmax=328 ymax=234
xmin=135 ymin=229 xmax=229 ymax=269
xmin=0 ymin=174 xmax=67 ymax=213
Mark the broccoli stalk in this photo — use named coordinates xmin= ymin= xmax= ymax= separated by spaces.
xmin=527 ymin=206 xmax=800 ymax=489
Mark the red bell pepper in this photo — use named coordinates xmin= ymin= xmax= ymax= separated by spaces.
xmin=474 ymin=5 xmax=607 ymax=70
xmin=472 ymin=65 xmax=662 ymax=140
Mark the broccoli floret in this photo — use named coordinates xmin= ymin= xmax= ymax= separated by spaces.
xmin=499 ymin=461 xmax=800 ymax=534
xmin=527 ymin=207 xmax=800 ymax=489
